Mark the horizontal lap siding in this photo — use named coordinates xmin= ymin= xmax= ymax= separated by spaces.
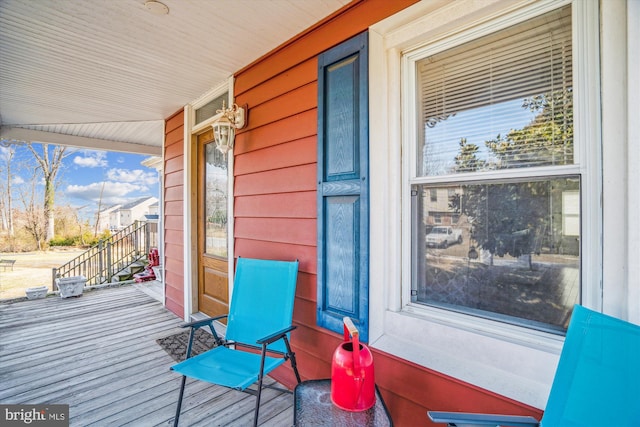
xmin=234 ymin=218 xmax=316 ymax=246
xmin=232 ymin=0 xmax=542 ymax=425
xmin=164 ymin=109 xmax=185 ymax=319
xmin=235 ymin=191 xmax=316 ymax=219
xmin=235 ymin=164 xmax=316 ymax=196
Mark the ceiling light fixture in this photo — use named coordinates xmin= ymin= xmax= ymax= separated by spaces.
xmin=144 ymin=1 xmax=169 ymax=15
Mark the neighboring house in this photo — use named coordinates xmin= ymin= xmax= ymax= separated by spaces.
xmin=94 ymin=204 xmax=121 ymax=233
xmin=118 ymin=197 xmax=159 ymax=229
xmin=109 ymin=207 xmax=121 ymax=230
xmin=96 ymin=197 xmax=158 ymax=232
xmin=161 ymin=1 xmax=639 ymax=425
xmin=96 ymin=157 xmax=162 ymax=233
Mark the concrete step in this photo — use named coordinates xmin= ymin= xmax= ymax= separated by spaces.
xmin=112 ymin=269 xmax=133 ymax=282
xmin=129 ymin=263 xmax=146 ymax=274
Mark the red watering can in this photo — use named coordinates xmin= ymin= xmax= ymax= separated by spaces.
xmin=330 ymin=316 xmax=376 ymax=411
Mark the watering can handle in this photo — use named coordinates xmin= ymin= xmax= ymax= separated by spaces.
xmin=343 ymin=316 xmax=359 ymax=340
xmin=343 ymin=317 xmax=361 ymax=374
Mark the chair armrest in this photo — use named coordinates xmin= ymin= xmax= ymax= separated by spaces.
xmin=256 ymin=325 xmax=297 ymax=345
xmin=180 ymin=314 xmax=228 ymax=329
xmin=428 ymin=411 xmax=539 ymax=427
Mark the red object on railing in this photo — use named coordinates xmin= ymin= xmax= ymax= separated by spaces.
xmin=134 ymin=248 xmax=160 ymax=282
xmin=330 ymin=316 xmax=376 ymax=411
xmin=148 ymin=247 xmax=159 ymax=267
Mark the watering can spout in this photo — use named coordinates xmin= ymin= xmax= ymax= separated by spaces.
xmin=330 ymin=317 xmax=376 ymax=411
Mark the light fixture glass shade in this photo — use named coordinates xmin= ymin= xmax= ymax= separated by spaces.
xmin=211 ymin=102 xmax=246 ymax=155
xmin=212 ymin=117 xmax=235 ymax=155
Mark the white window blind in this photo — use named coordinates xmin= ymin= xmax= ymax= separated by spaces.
xmin=417 ymin=5 xmax=572 ymax=176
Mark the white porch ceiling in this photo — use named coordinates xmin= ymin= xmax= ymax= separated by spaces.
xmin=0 ymin=0 xmax=351 ymax=154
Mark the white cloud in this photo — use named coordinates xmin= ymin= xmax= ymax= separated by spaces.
xmin=12 ymin=175 xmax=25 ymax=185
xmin=106 ymin=168 xmax=157 ymax=185
xmin=65 ymin=181 xmax=150 ymax=205
xmin=73 ymin=150 xmax=108 ymax=168
xmin=0 ymin=146 xmax=10 ymax=162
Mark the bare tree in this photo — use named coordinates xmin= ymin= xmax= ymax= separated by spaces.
xmin=94 ymin=180 xmax=106 ymax=237
xmin=0 ymin=145 xmax=16 ymax=235
xmin=26 ymin=143 xmax=69 ymax=242
xmin=18 ymin=168 xmax=47 ymax=250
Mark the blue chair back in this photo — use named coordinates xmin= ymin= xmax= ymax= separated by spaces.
xmin=542 ymin=305 xmax=640 ymax=426
xmin=225 ymin=257 xmax=299 ymax=354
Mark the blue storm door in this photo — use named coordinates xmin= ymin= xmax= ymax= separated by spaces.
xmin=317 ymin=32 xmax=370 ymax=342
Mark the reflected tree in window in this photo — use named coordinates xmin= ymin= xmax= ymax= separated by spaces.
xmin=485 ymin=90 xmax=573 ymax=168
xmin=205 ymin=144 xmax=228 ymax=257
xmin=453 ymin=91 xmax=575 ymax=259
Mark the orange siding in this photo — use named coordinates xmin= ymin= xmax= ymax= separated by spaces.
xmin=164 ymin=169 xmax=183 ymax=188
xmin=235 ymin=164 xmax=316 ymax=196
xmin=234 ymin=136 xmax=316 ymax=176
xmin=238 ymin=58 xmax=317 ymax=108
xmin=234 ymin=191 xmax=316 ymax=219
xmin=242 ymin=83 xmax=317 ymax=128
xmin=234 ymin=218 xmax=316 ymax=246
xmin=236 ymin=110 xmax=317 ymax=154
xmin=164 ymin=109 xmax=185 ymax=318
xmin=231 ymin=0 xmax=543 ymax=425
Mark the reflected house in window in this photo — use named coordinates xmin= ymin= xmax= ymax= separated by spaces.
xmin=416 ymin=180 xmax=581 ymax=333
xmin=423 ymin=187 xmax=461 ymax=227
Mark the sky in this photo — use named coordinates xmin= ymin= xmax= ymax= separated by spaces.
xmin=1 ymin=143 xmax=160 ymax=223
xmin=424 ymin=97 xmax=537 ymax=175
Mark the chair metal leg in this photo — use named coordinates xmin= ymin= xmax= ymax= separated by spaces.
xmin=253 ymin=383 xmax=263 ymax=427
xmin=284 ymin=336 xmax=302 ymax=384
xmin=290 ymin=352 xmax=301 ymax=384
xmin=253 ymin=344 xmax=270 ymax=427
xmin=185 ymin=328 xmax=196 ymax=360
xmin=174 ymin=375 xmax=187 ymax=427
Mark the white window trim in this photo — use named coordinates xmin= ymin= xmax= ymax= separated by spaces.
xmin=183 ymin=78 xmax=236 ymax=321
xmin=369 ymin=0 xmax=601 ymax=408
xmin=626 ymin=0 xmax=640 ymax=325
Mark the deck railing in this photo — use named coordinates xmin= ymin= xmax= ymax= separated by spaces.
xmin=52 ymin=221 xmax=158 ymax=287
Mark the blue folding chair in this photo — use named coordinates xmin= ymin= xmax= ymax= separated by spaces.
xmin=428 ymin=304 xmax=640 ymax=426
xmin=171 ymin=257 xmax=301 ymax=427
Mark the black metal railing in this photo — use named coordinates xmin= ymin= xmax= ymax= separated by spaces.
xmin=52 ymin=221 xmax=158 ymax=287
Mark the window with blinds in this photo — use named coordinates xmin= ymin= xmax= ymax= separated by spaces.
xmin=416 ymin=5 xmax=572 ymax=177
xmin=410 ymin=5 xmax=581 ymax=333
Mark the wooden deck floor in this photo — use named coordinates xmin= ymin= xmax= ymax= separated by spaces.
xmin=0 ymin=285 xmax=294 ymax=426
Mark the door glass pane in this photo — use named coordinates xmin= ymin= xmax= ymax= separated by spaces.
xmin=205 ymin=143 xmax=228 ymax=257
xmin=412 ymin=176 xmax=580 ymax=333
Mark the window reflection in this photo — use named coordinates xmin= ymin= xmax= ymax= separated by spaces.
xmin=416 ymin=5 xmax=573 ymax=177
xmin=205 ymin=144 xmax=228 ymax=257
xmin=413 ymin=177 xmax=580 ymax=332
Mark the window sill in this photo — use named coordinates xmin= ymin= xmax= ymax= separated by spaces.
xmin=370 ymin=309 xmax=563 ymax=409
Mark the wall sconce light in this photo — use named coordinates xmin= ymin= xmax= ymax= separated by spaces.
xmin=211 ymin=102 xmax=246 ymax=155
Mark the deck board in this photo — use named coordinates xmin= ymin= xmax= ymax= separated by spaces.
xmin=0 ymin=285 xmax=295 ymax=426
